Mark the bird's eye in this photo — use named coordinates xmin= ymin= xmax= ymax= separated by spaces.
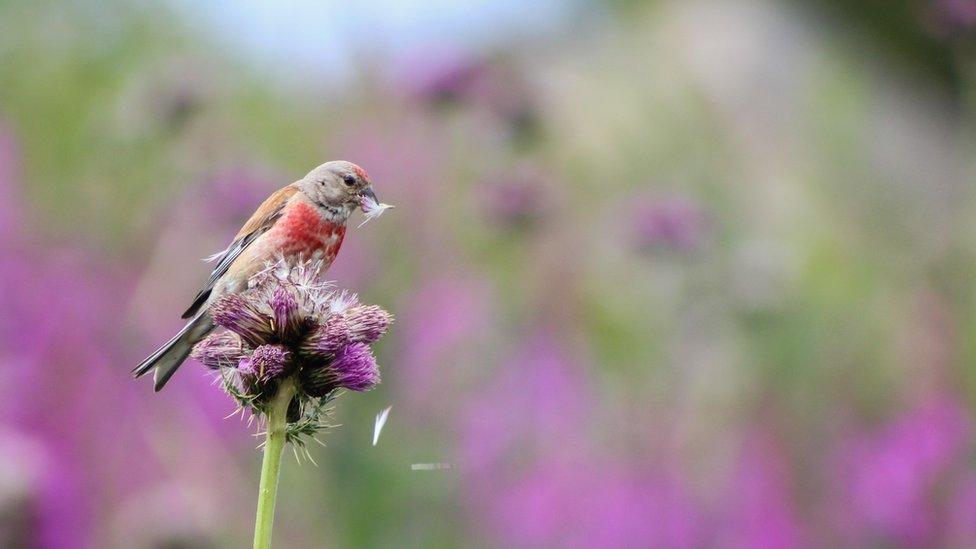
xmin=343 ymin=174 xmax=357 ymax=186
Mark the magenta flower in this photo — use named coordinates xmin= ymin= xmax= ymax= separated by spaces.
xmin=302 ymin=304 xmax=392 ymax=356
xmin=401 ymin=53 xmax=493 ymax=106
xmin=832 ymin=396 xmax=971 ymax=544
xmin=191 ymin=331 xmax=244 ymax=370
xmin=397 ymin=274 xmax=491 ymax=404
xmin=632 ymin=195 xmax=708 ymax=253
xmin=932 ymin=0 xmax=976 ymax=35
xmin=329 ymin=343 xmax=381 ymax=391
xmin=210 ymin=294 xmax=273 ymax=348
xmin=480 ymin=164 xmax=552 ymax=230
xmin=395 ymin=51 xmax=538 ymax=135
xmin=191 ymin=258 xmax=393 ymax=547
xmin=201 ymin=168 xmax=277 ymax=226
xmin=718 ymin=430 xmax=805 ymax=548
xmin=191 ymin=258 xmax=392 ymax=425
xmin=484 ymin=462 xmax=704 ymax=548
xmin=299 ymin=342 xmax=379 ymax=397
xmin=238 ymin=345 xmax=293 ymax=384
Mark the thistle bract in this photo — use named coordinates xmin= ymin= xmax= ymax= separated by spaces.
xmin=190 ymin=258 xmax=393 ymax=441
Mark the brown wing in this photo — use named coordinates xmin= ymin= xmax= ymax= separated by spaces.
xmin=234 ymin=185 xmax=299 ymax=240
xmin=180 ymin=184 xmax=299 ymax=319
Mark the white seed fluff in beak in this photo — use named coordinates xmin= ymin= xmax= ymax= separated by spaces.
xmin=359 ymin=195 xmax=394 ymax=228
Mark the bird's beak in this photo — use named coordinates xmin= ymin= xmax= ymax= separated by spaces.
xmin=359 ymin=186 xmax=378 ymax=204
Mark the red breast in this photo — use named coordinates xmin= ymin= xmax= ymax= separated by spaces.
xmin=271 ymin=201 xmax=347 ymax=263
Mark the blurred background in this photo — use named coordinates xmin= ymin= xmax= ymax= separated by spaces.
xmin=2 ymin=0 xmax=976 ymax=547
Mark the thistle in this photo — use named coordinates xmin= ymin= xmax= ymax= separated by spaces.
xmin=191 ymin=257 xmax=392 ymax=549
xmin=194 ymin=258 xmax=392 ymax=423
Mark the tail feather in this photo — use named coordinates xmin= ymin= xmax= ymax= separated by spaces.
xmin=181 ymin=288 xmax=212 ymax=319
xmin=133 ymin=311 xmax=215 ymax=392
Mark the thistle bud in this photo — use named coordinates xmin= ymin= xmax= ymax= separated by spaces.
xmin=343 ymin=305 xmax=393 ymax=345
xmin=240 ymin=344 xmax=292 ymax=383
xmin=190 ymin=331 xmax=243 ymax=370
xmin=331 ymin=343 xmax=380 ymax=392
xmin=270 ymin=287 xmax=305 ymax=343
xmin=211 ymin=293 xmax=273 ymax=346
xmin=300 ymin=315 xmax=350 ymax=358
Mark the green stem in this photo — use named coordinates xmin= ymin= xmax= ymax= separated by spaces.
xmin=253 ymin=377 xmax=297 ymax=549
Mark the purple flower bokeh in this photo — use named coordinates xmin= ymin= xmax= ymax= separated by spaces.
xmin=396 ymin=274 xmax=492 ymax=406
xmin=631 ymin=195 xmax=709 ymax=253
xmin=0 ymin=127 xmax=270 ymax=546
xmin=393 ymin=51 xmax=538 ymax=136
xmin=457 ymin=331 xmax=586 ymax=474
xmin=717 ymin=430 xmax=805 ymax=548
xmin=488 ymin=463 xmax=704 ymax=548
xmin=5 ymin=24 xmax=976 ymax=545
xmin=458 ymin=331 xmax=706 ymax=547
xmin=932 ymin=0 xmax=976 ymax=35
xmin=199 ymin=167 xmax=277 ymax=227
xmin=479 ymin=163 xmax=552 ymax=231
xmin=832 ymin=396 xmax=971 ymax=545
xmin=400 ymin=53 xmax=494 ymax=107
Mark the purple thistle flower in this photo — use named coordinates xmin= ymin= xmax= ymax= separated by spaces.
xmin=191 ymin=258 xmax=391 ymax=426
xmin=301 ymin=305 xmax=393 ymax=357
xmin=300 ymin=314 xmax=350 ymax=357
xmin=270 ymin=286 xmax=305 ymax=343
xmin=343 ymin=305 xmax=394 ymax=345
xmin=239 ymin=345 xmax=292 ymax=383
xmin=298 ymin=343 xmax=379 ymax=396
xmin=190 ymin=331 xmax=243 ymax=370
xmin=210 ymin=293 xmax=273 ymax=347
xmin=330 ymin=343 xmax=380 ymax=392
xmin=234 ymin=356 xmax=256 ymax=377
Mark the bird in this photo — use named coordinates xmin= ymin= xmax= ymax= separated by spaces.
xmin=133 ymin=160 xmax=380 ymax=391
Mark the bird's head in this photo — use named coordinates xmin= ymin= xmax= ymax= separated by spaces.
xmin=298 ymin=160 xmax=378 ymax=220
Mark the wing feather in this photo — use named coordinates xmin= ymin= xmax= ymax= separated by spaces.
xmin=235 ymin=185 xmax=299 ymax=240
xmin=180 ymin=184 xmax=299 ymax=319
